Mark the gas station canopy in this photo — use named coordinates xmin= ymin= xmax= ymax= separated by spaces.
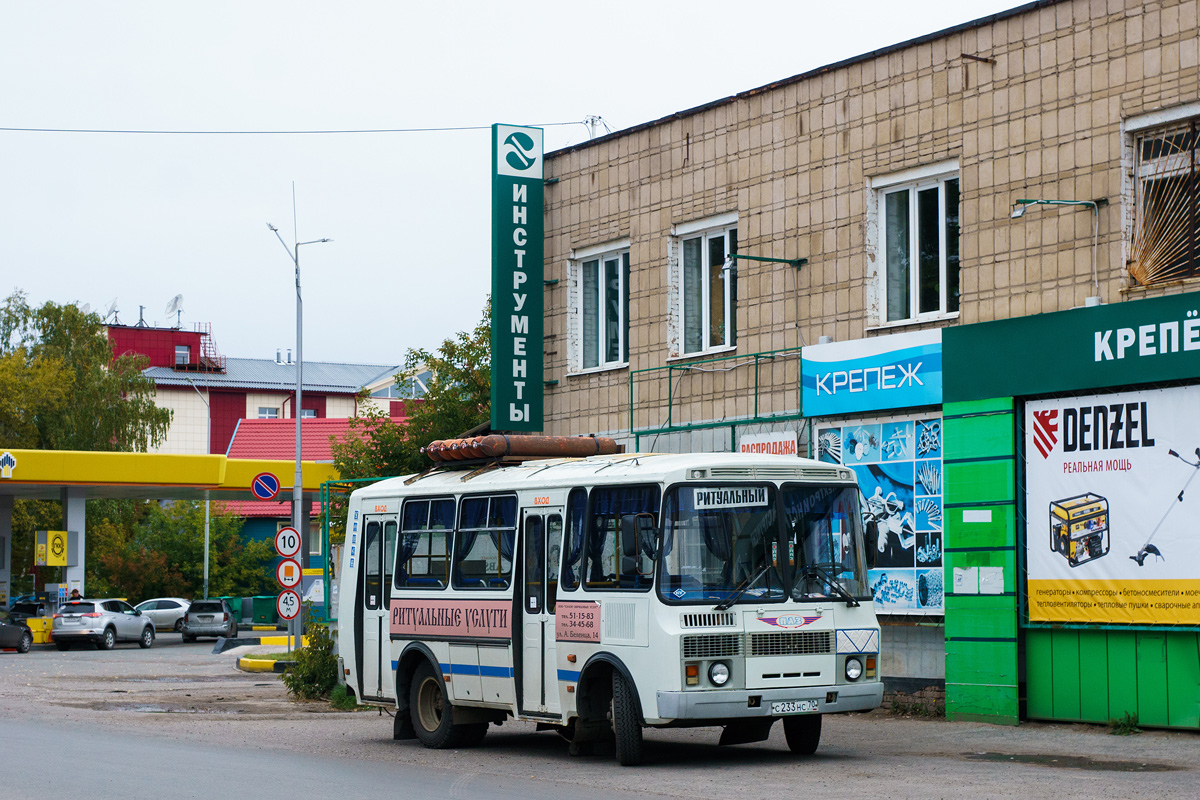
xmin=0 ymin=448 xmax=338 ymax=501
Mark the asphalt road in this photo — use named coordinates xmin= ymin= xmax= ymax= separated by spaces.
xmin=1 ymin=639 xmax=1196 ymax=799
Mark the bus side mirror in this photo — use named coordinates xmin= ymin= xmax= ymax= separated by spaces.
xmin=621 ymin=514 xmax=659 ymax=559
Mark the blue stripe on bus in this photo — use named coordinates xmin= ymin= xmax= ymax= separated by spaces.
xmin=557 ymin=669 xmax=580 ymax=682
xmin=435 ymin=662 xmax=514 ymax=678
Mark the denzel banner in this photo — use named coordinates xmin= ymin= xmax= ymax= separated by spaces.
xmin=490 ymin=124 xmax=544 ymax=432
xmin=1025 ymin=384 xmax=1200 ymax=625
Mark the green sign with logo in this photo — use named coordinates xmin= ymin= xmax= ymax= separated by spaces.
xmin=490 ymin=124 xmax=544 ymax=432
xmin=944 ymin=290 xmax=1200 ymax=402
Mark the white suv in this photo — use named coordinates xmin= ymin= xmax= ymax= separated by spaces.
xmin=52 ymin=599 xmax=155 ymax=651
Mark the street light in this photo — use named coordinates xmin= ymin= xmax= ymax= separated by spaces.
xmin=266 ymin=219 xmax=331 ymax=644
xmin=181 ymin=374 xmax=211 ymax=600
xmin=1009 ymin=198 xmax=1105 ymax=303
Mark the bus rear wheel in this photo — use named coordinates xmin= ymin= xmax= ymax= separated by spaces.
xmin=783 ymin=714 xmax=822 ymax=754
xmin=409 ymin=661 xmax=485 ymax=748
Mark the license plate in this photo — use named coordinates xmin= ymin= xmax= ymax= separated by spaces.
xmin=771 ymin=700 xmax=818 ymax=715
xmin=198 ymin=615 xmax=213 ymax=622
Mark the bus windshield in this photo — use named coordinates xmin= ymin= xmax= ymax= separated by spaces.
xmin=780 ymin=484 xmax=870 ymax=601
xmin=659 ymin=485 xmax=786 ymax=605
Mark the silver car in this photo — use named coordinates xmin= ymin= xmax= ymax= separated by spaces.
xmin=134 ymin=597 xmax=191 ymax=632
xmin=52 ymin=599 xmax=155 ymax=651
xmin=180 ymin=599 xmax=238 ymax=642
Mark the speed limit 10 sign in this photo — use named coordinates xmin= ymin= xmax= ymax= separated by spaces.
xmin=275 ymin=526 xmax=301 ymax=558
xmin=277 ymin=590 xmax=301 ymax=620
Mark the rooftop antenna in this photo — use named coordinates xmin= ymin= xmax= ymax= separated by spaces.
xmin=103 ymin=298 xmax=120 ymax=325
xmin=165 ymin=294 xmax=184 ymax=328
xmin=584 ymin=115 xmax=613 ymax=139
xmin=136 ymin=305 xmax=148 ymax=328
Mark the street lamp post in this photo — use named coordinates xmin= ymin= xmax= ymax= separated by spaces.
xmin=267 ymin=221 xmax=331 ymax=646
xmin=182 ymin=375 xmax=212 ymax=600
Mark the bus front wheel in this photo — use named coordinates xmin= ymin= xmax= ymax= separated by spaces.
xmin=783 ymin=714 xmax=822 ymax=754
xmin=612 ymin=671 xmax=645 ymax=766
xmin=409 ymin=661 xmax=485 ymax=748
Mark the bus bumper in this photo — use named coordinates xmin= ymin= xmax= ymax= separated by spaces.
xmin=655 ymin=680 xmax=882 ymax=722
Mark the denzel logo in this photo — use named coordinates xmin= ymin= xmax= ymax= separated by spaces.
xmin=503 ymin=132 xmax=537 ymax=171
xmin=1032 ymin=410 xmax=1059 ymax=459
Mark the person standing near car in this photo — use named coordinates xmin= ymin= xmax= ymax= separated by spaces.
xmin=68 ymin=588 xmax=82 ymax=601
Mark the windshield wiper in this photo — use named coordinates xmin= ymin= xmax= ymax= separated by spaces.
xmin=795 ymin=563 xmax=860 ymax=607
xmin=714 ymin=563 xmax=773 ymax=611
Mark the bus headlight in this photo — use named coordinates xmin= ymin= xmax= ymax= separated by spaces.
xmin=845 ymin=657 xmax=863 ymax=681
xmin=709 ymin=662 xmax=731 ymax=686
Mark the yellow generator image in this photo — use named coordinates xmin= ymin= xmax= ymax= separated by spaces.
xmin=1049 ymin=493 xmax=1110 ymax=567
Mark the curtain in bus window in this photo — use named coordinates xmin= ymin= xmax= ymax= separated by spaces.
xmin=702 ymin=514 xmax=731 ymax=561
xmin=430 ymin=498 xmax=455 ymax=530
xmin=489 ymin=528 xmax=515 ymax=561
xmin=383 ymin=521 xmax=397 ymax=605
xmin=562 ymin=488 xmax=587 ymax=590
xmin=453 ymin=495 xmax=515 ymax=590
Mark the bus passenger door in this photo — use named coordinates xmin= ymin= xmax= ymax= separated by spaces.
xmin=520 ymin=508 xmax=563 ymax=717
xmin=360 ymin=516 xmax=396 ymax=701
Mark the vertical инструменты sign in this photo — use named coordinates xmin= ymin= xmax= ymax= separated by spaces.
xmin=491 ymin=124 xmax=544 ymax=432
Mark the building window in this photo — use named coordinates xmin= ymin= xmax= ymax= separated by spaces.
xmin=174 ymin=345 xmax=190 ymax=366
xmin=300 ymin=409 xmax=316 ymax=419
xmin=681 ymin=225 xmax=736 ymax=354
xmin=1130 ymin=119 xmax=1199 ymax=284
xmin=569 ymin=244 xmax=630 ymax=372
xmin=258 ymin=407 xmax=279 ymax=419
xmin=876 ymin=173 xmax=959 ymax=322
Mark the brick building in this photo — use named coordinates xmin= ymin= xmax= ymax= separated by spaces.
xmin=537 ymin=0 xmax=1200 ymax=728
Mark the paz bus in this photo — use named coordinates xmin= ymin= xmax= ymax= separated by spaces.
xmin=337 ymin=436 xmax=882 ymax=765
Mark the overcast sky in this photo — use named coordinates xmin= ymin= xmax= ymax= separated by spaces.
xmin=2 ymin=0 xmax=1031 ymax=366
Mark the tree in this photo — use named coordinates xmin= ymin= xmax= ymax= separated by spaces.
xmin=91 ymin=501 xmax=275 ymax=599
xmin=333 ymin=301 xmax=490 ymax=480
xmin=1 ymin=290 xmax=171 ymax=451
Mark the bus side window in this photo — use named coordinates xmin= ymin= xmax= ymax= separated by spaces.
xmin=561 ymin=488 xmax=587 ymax=591
xmin=585 ymin=485 xmax=660 ymax=591
xmin=453 ymin=495 xmax=517 ymax=590
xmin=363 ymin=521 xmax=382 ymax=610
xmin=547 ymin=514 xmax=562 ymax=612
xmin=383 ymin=520 xmax=397 ymax=606
xmin=397 ymin=498 xmax=455 ymax=590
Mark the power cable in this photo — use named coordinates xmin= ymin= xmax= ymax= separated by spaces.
xmin=0 ymin=121 xmax=585 ymax=136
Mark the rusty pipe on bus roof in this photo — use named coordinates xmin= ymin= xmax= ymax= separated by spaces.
xmin=423 ymin=434 xmax=623 ymax=463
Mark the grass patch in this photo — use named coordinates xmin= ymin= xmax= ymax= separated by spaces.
xmin=1109 ymin=712 xmax=1141 ymax=735
xmin=888 ymin=698 xmax=945 ymax=718
xmin=240 ymin=651 xmax=296 ymax=661
xmin=330 ymin=684 xmax=365 ymax=711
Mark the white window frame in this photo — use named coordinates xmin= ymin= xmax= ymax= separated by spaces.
xmin=174 ymin=345 xmax=190 ymax=366
xmin=670 ymin=213 xmax=738 ymax=357
xmin=257 ymin=407 xmax=279 ymax=419
xmin=568 ymin=239 xmax=630 ymax=375
xmin=867 ymin=162 xmax=959 ymax=328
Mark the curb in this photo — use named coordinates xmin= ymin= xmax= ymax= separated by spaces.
xmin=212 ymin=636 xmax=260 ymax=654
xmin=236 ymin=657 xmax=298 ymax=673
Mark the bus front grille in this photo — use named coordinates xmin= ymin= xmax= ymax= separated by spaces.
xmin=682 ymin=633 xmax=743 ymax=659
xmin=749 ymin=631 xmax=834 ymax=656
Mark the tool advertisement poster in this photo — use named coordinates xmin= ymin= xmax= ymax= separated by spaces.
xmin=1025 ymin=384 xmax=1200 ymax=625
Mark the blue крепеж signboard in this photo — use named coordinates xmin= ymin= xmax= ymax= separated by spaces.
xmin=801 ymin=329 xmax=942 ymax=417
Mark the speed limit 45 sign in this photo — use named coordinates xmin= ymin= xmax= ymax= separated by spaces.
xmin=275 ymin=526 xmax=301 ymax=558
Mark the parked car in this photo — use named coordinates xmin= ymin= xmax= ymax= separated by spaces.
xmin=7 ymin=601 xmax=47 ymax=624
xmin=134 ymin=597 xmax=191 ymax=632
xmin=52 ymin=599 xmax=155 ymax=650
xmin=0 ymin=609 xmax=33 ymax=653
xmin=180 ymin=599 xmax=238 ymax=642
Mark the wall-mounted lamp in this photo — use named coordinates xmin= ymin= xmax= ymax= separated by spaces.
xmin=1009 ymin=198 xmax=1107 ymax=303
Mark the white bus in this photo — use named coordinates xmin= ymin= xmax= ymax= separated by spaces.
xmin=337 ymin=445 xmax=882 ymax=765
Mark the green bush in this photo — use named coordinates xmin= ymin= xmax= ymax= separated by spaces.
xmin=330 ymin=683 xmax=364 ymax=711
xmin=281 ymin=622 xmax=338 ymax=700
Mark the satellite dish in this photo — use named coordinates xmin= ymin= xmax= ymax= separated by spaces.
xmin=79 ymin=302 xmax=92 ymax=315
xmin=165 ymin=294 xmax=184 ymax=328
xmin=103 ymin=298 xmax=119 ymax=323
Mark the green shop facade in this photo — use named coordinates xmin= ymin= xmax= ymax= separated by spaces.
xmin=942 ymin=288 xmax=1200 ymax=728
